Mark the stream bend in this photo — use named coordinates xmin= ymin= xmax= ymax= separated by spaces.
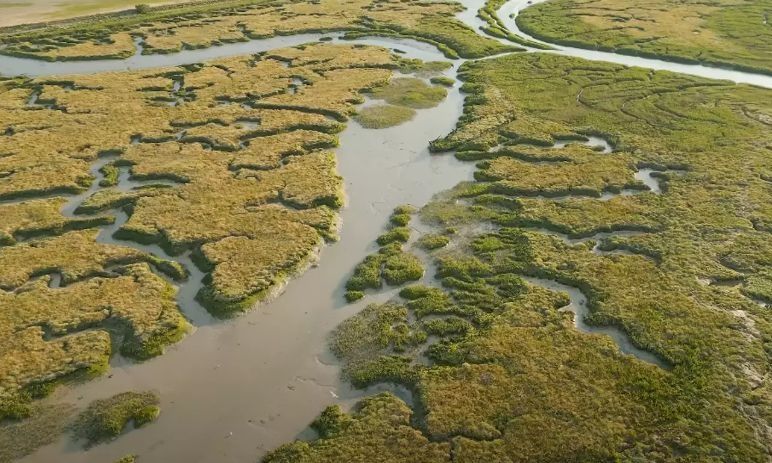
xmin=496 ymin=0 xmax=772 ymax=88
xmin=1 ymin=1 xmax=758 ymax=461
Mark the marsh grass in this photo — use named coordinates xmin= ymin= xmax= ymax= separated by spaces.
xmin=113 ymin=455 xmax=137 ymax=463
xmin=0 ymin=0 xmax=515 ymax=61
xmin=264 ymin=393 xmax=448 ymax=463
xmin=268 ymin=51 xmax=772 ymax=461
xmin=416 ymin=233 xmax=449 ymax=250
xmin=368 ymin=78 xmax=447 ymax=109
xmin=72 ymin=391 xmax=159 ymax=447
xmin=516 ymin=0 xmax=772 ymax=74
xmin=345 ymin=206 xmax=424 ymax=298
xmin=354 ymin=104 xmax=415 ymax=129
xmin=0 ymin=43 xmax=437 ymax=419
xmin=429 ymin=76 xmax=454 ymax=87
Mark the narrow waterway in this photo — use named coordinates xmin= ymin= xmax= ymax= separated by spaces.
xmin=520 ymin=276 xmax=668 ymax=367
xmin=2 ymin=0 xmax=769 ymax=461
xmin=57 ymin=156 xmax=214 ymax=326
xmin=18 ymin=42 xmax=476 ymax=463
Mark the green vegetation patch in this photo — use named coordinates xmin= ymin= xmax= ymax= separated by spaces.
xmin=345 ymin=206 xmax=424 ymax=297
xmin=72 ymin=391 xmax=160 ymax=447
xmin=416 ymin=233 xmax=450 ymax=250
xmin=354 ymin=104 xmax=415 ymax=129
xmin=368 ymin=77 xmax=447 ymax=109
xmin=429 ymin=76 xmax=454 ymax=87
xmin=382 ymin=252 xmax=423 ymax=286
xmin=263 ymin=393 xmax=448 ymax=463
xmin=270 ymin=51 xmax=772 ymax=461
xmin=516 ymin=0 xmax=772 ymax=74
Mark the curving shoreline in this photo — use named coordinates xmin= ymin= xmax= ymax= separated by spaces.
xmin=495 ymin=0 xmax=772 ymax=88
xmin=13 ymin=36 xmax=477 ymax=463
xmin=0 ymin=0 xmax=769 ymax=89
xmin=2 ymin=0 xmax=769 ymax=461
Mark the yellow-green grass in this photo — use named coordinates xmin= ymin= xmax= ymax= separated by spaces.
xmin=264 ymin=393 xmax=448 ymax=463
xmin=268 ymin=53 xmax=772 ymax=461
xmin=416 ymin=233 xmax=450 ymax=250
xmin=72 ymin=391 xmax=160 ymax=447
xmin=0 ymin=0 xmax=188 ymax=28
xmin=0 ymin=43 xmax=441 ymax=417
xmin=0 ymin=229 xmax=185 ymax=289
xmin=516 ymin=0 xmax=772 ymax=74
xmin=368 ymin=77 xmax=447 ymax=109
xmin=429 ymin=76 xmax=454 ymax=87
xmin=0 ymin=262 xmax=189 ymax=400
xmin=0 ymin=197 xmax=113 ymax=244
xmin=345 ymin=206 xmax=424 ymax=300
xmin=0 ymin=0 xmax=517 ymax=61
xmin=354 ymin=104 xmax=415 ymax=129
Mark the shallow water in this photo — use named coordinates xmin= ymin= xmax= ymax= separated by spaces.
xmin=553 ymin=135 xmax=612 ymax=153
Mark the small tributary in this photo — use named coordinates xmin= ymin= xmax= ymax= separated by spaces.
xmin=520 ymin=275 xmax=668 ymax=367
xmin=57 ymin=156 xmax=214 ymax=327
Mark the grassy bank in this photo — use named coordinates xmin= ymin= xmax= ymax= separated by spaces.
xmin=516 ymin=0 xmax=772 ymax=75
xmin=0 ymin=0 xmax=516 ymax=61
xmin=265 ymin=51 xmax=772 ymax=461
xmin=0 ymin=42 xmax=443 ymax=453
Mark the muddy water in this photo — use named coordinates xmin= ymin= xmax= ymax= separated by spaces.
xmin=497 ymin=0 xmax=772 ymax=88
xmin=19 ymin=49 xmax=475 ymax=463
xmin=553 ymin=135 xmax=612 ymax=153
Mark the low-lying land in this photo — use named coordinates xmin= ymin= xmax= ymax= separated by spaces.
xmin=354 ymin=77 xmax=449 ymax=129
xmin=0 ymin=389 xmax=156 ymax=462
xmin=516 ymin=0 xmax=772 ymax=74
xmin=0 ymin=41 xmax=447 ymax=433
xmin=345 ymin=205 xmax=424 ymax=301
xmin=0 ymin=0 xmax=189 ymax=28
xmin=267 ymin=52 xmax=772 ymax=461
xmin=0 ymin=0 xmax=516 ymax=61
xmin=72 ymin=391 xmax=160 ymax=447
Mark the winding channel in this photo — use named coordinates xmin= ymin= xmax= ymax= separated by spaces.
xmin=0 ymin=0 xmax=768 ymax=461
xmin=14 ymin=35 xmax=476 ymax=463
xmin=497 ymin=0 xmax=772 ymax=88
xmin=60 ymin=156 xmax=214 ymax=326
